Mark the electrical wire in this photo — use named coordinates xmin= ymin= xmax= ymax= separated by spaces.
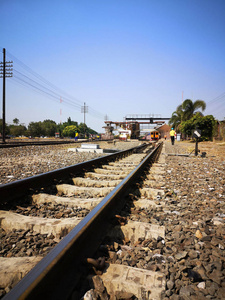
xmin=204 ymin=92 xmax=225 ymax=120
xmin=13 ymin=69 xmax=81 ymax=109
xmin=206 ymin=92 xmax=225 ymax=105
xmin=5 ymin=50 xmax=107 ymax=121
xmin=7 ymin=51 xmax=83 ymax=106
xmin=12 ymin=75 xmax=81 ymax=110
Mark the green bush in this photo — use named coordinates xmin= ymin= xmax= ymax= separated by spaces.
xmin=62 ymin=125 xmax=79 ymax=137
xmin=180 ymin=113 xmax=215 ymax=141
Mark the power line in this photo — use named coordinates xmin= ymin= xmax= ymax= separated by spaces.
xmin=207 ymin=102 xmax=225 ymax=116
xmin=206 ymin=92 xmax=225 ymax=105
xmin=88 ymin=107 xmax=106 ymax=119
xmin=7 ymin=51 xmax=84 ymax=107
xmin=13 ymin=69 xmax=81 ymax=109
xmin=6 ymin=51 xmax=107 ymax=121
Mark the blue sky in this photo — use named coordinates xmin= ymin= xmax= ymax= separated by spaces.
xmin=0 ymin=0 xmax=225 ymax=132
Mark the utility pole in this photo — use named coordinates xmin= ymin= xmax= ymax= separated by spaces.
xmin=0 ymin=48 xmax=13 ymax=143
xmin=81 ymin=102 xmax=88 ymax=138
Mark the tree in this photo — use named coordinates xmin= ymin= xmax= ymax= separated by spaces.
xmin=28 ymin=122 xmax=42 ymax=137
xmin=27 ymin=120 xmax=57 ymax=137
xmin=77 ymin=123 xmax=98 ymax=137
xmin=88 ymin=127 xmax=98 ymax=135
xmin=62 ymin=125 xmax=79 ymax=137
xmin=13 ymin=118 xmax=19 ymax=125
xmin=11 ymin=117 xmax=98 ymax=138
xmin=182 ymin=99 xmax=206 ymax=121
xmin=41 ymin=119 xmax=57 ymax=136
xmin=78 ymin=123 xmax=88 ymax=136
xmin=9 ymin=125 xmax=27 ymax=137
xmin=56 ymin=118 xmax=79 ymax=137
xmin=0 ymin=119 xmax=10 ymax=136
xmin=169 ymin=99 xmax=206 ymax=132
xmin=62 ymin=117 xmax=78 ymax=127
xmin=169 ymin=105 xmax=183 ymax=129
xmin=180 ymin=113 xmax=215 ymax=141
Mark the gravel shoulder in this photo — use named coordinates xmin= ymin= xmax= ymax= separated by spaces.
xmin=0 ymin=140 xmax=142 ymax=185
xmin=163 ymin=140 xmax=225 ymax=299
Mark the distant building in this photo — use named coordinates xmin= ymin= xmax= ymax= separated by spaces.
xmin=117 ymin=127 xmax=131 ymax=140
xmin=156 ymin=124 xmax=171 ymax=139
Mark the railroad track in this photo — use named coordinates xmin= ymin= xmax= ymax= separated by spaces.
xmin=0 ymin=138 xmax=108 ymax=149
xmin=0 ymin=142 xmax=165 ymax=299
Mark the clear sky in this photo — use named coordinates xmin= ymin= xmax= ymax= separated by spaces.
xmin=0 ymin=0 xmax=225 ymax=132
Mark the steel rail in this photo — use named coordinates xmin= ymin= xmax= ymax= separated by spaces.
xmin=2 ymin=142 xmax=162 ymax=300
xmin=0 ymin=140 xmax=77 ymax=148
xmin=0 ymin=143 xmax=148 ymax=202
xmin=0 ymin=139 xmax=111 ymax=148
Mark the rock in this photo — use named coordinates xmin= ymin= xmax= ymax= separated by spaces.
xmin=201 ymin=235 xmax=211 ymax=242
xmin=174 ymin=225 xmax=182 ymax=232
xmin=92 ymin=276 xmax=109 ymax=300
xmin=175 ymin=279 xmax=183 ymax=290
xmin=195 ymin=230 xmax=203 ymax=239
xmin=217 ymin=287 xmax=225 ymax=299
xmin=108 ymin=251 xmax=117 ymax=263
xmin=26 ymin=249 xmax=33 ymax=256
xmin=179 ymin=286 xmax=193 ymax=297
xmin=83 ymin=289 xmax=98 ymax=300
xmin=147 ymin=264 xmax=158 ymax=271
xmin=114 ymin=242 xmax=119 ymax=251
xmin=187 ymin=269 xmax=202 ymax=282
xmin=165 ymin=289 xmax=172 ymax=297
xmin=207 ymin=281 xmax=219 ymax=296
xmin=197 ymin=282 xmax=205 ymax=289
xmin=92 ymin=276 xmax=106 ymax=293
xmin=193 ymin=266 xmax=208 ymax=280
xmin=188 ymin=250 xmax=198 ymax=259
xmin=175 ymin=251 xmax=188 ymax=261
xmin=0 ymin=228 xmax=58 ymax=258
xmin=166 ymin=280 xmax=174 ymax=290
xmin=208 ymin=269 xmax=222 ymax=285
xmin=115 ymin=291 xmax=136 ymax=299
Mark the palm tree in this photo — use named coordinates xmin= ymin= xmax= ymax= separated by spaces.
xmin=182 ymin=99 xmax=206 ymax=121
xmin=169 ymin=99 xmax=206 ymax=127
xmin=169 ymin=99 xmax=206 ymax=133
xmin=169 ymin=104 xmax=183 ymax=129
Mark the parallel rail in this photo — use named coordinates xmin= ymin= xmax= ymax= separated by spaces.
xmin=0 ymin=140 xmax=78 ymax=148
xmin=0 ymin=139 xmax=115 ymax=148
xmin=1 ymin=142 xmax=162 ymax=300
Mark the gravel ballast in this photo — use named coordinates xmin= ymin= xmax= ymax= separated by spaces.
xmin=91 ymin=140 xmax=225 ymax=299
xmin=0 ymin=139 xmax=225 ymax=298
xmin=0 ymin=141 xmax=142 ymax=185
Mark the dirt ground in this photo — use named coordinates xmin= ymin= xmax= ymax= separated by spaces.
xmin=189 ymin=141 xmax=225 ymax=160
